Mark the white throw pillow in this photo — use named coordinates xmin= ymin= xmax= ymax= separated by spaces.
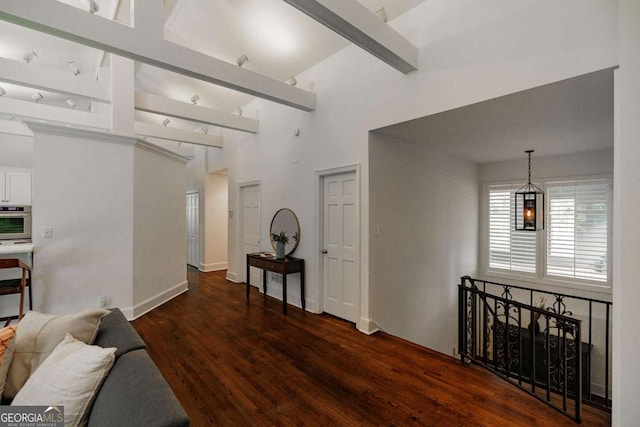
xmin=4 ymin=309 xmax=109 ymax=399
xmin=12 ymin=333 xmax=116 ymax=427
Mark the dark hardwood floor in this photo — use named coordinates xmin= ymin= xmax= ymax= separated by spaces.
xmin=132 ymin=268 xmax=611 ymax=427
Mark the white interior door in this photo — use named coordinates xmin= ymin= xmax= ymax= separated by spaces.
xmin=241 ymin=184 xmax=261 ymax=285
xmin=322 ymin=171 xmax=358 ymax=322
xmin=186 ymin=192 xmax=200 ymax=268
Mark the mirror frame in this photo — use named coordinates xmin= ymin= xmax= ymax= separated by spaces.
xmin=270 ymin=208 xmax=300 ymax=256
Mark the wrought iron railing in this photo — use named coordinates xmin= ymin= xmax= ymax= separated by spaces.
xmin=458 ymin=276 xmax=612 ymax=423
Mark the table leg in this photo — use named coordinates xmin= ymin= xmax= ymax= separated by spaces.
xmin=263 ymin=271 xmax=267 ymax=295
xmin=246 ymin=256 xmax=250 ymax=300
xmin=282 ymin=273 xmax=288 ymax=315
xmin=300 ymin=264 xmax=305 ymax=311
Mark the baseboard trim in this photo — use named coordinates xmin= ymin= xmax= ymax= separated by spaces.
xmin=129 ymin=281 xmax=189 ymax=320
xmin=357 ymin=317 xmax=380 ymax=335
xmin=226 ymin=271 xmax=239 ymax=283
xmin=199 ymin=261 xmax=228 ymax=272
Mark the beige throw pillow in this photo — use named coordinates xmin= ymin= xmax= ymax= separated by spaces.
xmin=4 ymin=309 xmax=109 ymax=399
xmin=0 ymin=325 xmax=18 ymax=396
xmin=12 ymin=333 xmax=116 ymax=427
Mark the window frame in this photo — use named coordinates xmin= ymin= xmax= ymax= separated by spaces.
xmin=481 ymin=175 xmax=613 ymax=294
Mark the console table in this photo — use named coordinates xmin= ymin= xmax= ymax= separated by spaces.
xmin=246 ymin=253 xmax=305 ymax=315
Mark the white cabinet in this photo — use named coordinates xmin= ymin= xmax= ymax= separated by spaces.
xmin=0 ymin=170 xmax=32 ymax=205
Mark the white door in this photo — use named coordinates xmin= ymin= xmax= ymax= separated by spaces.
xmin=322 ymin=172 xmax=358 ymax=322
xmin=186 ymin=192 xmax=199 ymax=268
xmin=0 ymin=172 xmax=6 ymax=204
xmin=241 ymin=184 xmax=261 ymax=285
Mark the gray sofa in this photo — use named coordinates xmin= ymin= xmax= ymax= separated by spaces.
xmin=88 ymin=309 xmax=189 ymax=427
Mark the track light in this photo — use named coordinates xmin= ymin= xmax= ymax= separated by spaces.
xmin=375 ymin=7 xmax=388 ymax=23
xmin=162 ymin=118 xmax=171 ymax=127
xmin=237 ymin=54 xmax=249 ymax=68
xmin=87 ymin=99 xmax=92 ymax=111
xmin=235 ymin=106 xmax=243 ymax=116
xmin=190 ymin=94 xmax=200 ymax=105
xmin=286 ymin=75 xmax=297 ymax=86
xmin=67 ymin=61 xmax=80 ymax=76
xmin=0 ymin=86 xmax=5 ymax=97
xmin=31 ymin=92 xmax=44 ymax=102
xmin=81 ymin=0 xmax=100 ymax=14
xmin=66 ymin=98 xmax=76 ymax=108
xmin=24 ymin=50 xmax=38 ymax=64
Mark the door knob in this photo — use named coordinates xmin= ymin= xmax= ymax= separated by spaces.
xmin=322 ymin=249 xmax=328 ymax=254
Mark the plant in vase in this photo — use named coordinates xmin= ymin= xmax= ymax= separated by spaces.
xmin=272 ymin=231 xmax=289 ymax=260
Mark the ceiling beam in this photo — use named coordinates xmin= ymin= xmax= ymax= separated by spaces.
xmin=0 ymin=96 xmax=109 ymax=129
xmin=134 ymin=121 xmax=224 ymax=148
xmin=283 ymin=0 xmax=418 ymax=74
xmin=135 ymin=92 xmax=259 ymax=134
xmin=0 ymin=0 xmax=316 ymax=111
xmin=0 ymin=57 xmax=111 ymax=103
xmin=0 ymin=119 xmax=32 ymax=137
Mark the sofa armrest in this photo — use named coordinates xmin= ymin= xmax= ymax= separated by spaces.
xmin=88 ymin=349 xmax=189 ymax=427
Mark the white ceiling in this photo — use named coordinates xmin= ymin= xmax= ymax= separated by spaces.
xmin=0 ymin=0 xmax=424 ymax=127
xmin=373 ymin=69 xmax=614 ymax=164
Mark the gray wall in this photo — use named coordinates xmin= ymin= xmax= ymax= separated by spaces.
xmin=369 ymin=133 xmax=479 ymax=356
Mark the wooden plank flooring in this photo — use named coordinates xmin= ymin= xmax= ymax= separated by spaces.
xmin=132 ymin=269 xmax=611 ymax=427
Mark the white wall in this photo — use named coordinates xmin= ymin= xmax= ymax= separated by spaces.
xmin=213 ymin=0 xmax=617 ymax=333
xmin=132 ymin=144 xmax=188 ymax=317
xmin=369 ymin=133 xmax=478 ymax=355
xmin=203 ymin=171 xmax=228 ymax=271
xmin=31 ymin=125 xmax=135 ymax=315
xmin=0 ymin=134 xmax=33 ymax=168
xmin=479 ymin=149 xmax=614 ymax=183
xmin=28 ymin=123 xmax=188 ymax=319
xmin=613 ymin=0 xmax=640 ymax=424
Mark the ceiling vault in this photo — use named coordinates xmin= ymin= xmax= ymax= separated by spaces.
xmin=0 ymin=0 xmax=317 ymax=111
xmin=282 ymin=0 xmax=419 ymax=74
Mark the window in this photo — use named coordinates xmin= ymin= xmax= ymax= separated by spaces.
xmin=546 ymin=181 xmax=609 ymax=282
xmin=488 ymin=186 xmax=537 ymax=274
xmin=485 ymin=178 xmax=611 ymax=287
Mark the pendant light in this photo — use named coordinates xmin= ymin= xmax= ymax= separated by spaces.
xmin=514 ymin=150 xmax=544 ymax=231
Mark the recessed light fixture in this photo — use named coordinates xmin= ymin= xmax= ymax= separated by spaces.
xmin=24 ymin=50 xmax=38 ymax=64
xmin=237 ymin=54 xmax=249 ymax=68
xmin=81 ymin=0 xmax=100 ymax=14
xmin=235 ymin=106 xmax=243 ymax=116
xmin=286 ymin=75 xmax=297 ymax=86
xmin=66 ymin=98 xmax=76 ymax=108
xmin=0 ymin=86 xmax=5 ymax=97
xmin=31 ymin=92 xmax=44 ymax=102
xmin=190 ymin=94 xmax=200 ymax=105
xmin=67 ymin=61 xmax=80 ymax=76
xmin=162 ymin=118 xmax=171 ymax=127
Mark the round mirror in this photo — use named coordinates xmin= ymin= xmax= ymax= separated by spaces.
xmin=270 ymin=208 xmax=300 ymax=256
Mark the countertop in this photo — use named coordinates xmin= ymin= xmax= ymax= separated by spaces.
xmin=0 ymin=242 xmax=34 ymax=254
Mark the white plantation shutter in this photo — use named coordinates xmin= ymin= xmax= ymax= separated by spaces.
xmin=546 ymin=180 xmax=609 ymax=282
xmin=488 ymin=186 xmax=537 ymax=273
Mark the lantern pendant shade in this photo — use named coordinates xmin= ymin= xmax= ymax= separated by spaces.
xmin=515 ymin=150 xmax=544 ymax=231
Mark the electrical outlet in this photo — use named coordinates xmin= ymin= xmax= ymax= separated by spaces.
xmin=97 ymin=295 xmax=107 ymax=308
xmin=42 ymin=226 xmax=53 ymax=238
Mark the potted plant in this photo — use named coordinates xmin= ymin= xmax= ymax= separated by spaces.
xmin=272 ymin=231 xmax=289 ymax=260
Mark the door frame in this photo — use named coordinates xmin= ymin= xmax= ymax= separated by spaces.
xmin=315 ymin=164 xmax=361 ymax=319
xmin=238 ymin=180 xmax=261 ymax=284
xmin=186 ymin=191 xmax=200 ymax=269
